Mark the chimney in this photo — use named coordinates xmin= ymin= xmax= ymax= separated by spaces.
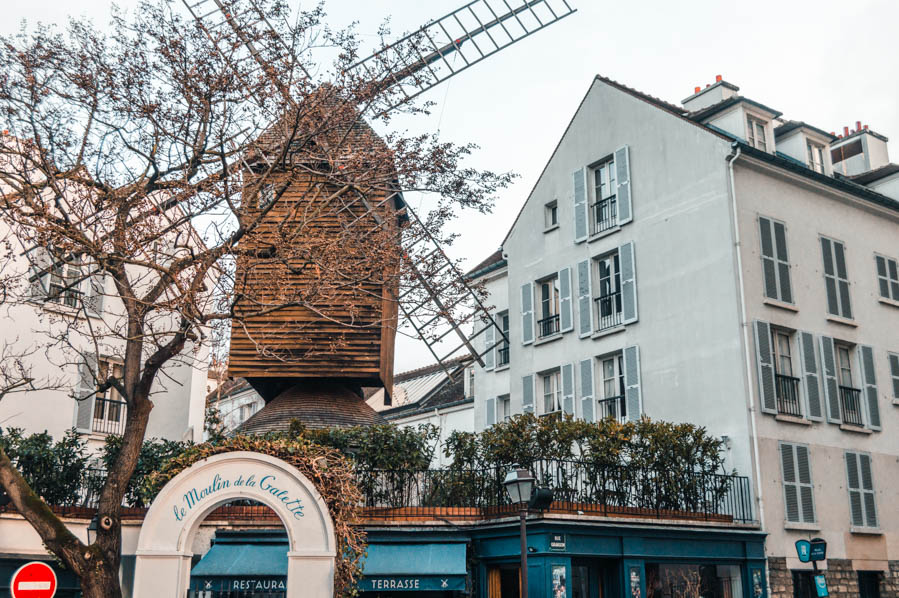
xmin=843 ymin=126 xmax=850 ymax=137
xmin=682 ymin=75 xmax=739 ymax=111
xmin=832 ymin=123 xmax=890 ymax=175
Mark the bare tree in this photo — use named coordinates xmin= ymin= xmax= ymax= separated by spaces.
xmin=0 ymin=1 xmax=511 ymax=595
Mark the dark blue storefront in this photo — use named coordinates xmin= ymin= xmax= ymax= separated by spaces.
xmin=188 ymin=520 xmax=765 ymax=598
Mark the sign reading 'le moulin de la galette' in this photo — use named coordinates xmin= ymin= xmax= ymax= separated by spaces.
xmin=173 ymin=472 xmax=305 ymax=522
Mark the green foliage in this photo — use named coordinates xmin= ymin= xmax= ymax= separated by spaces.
xmin=0 ymin=427 xmax=88 ymax=506
xmin=287 ymin=420 xmax=439 ymax=471
xmin=97 ymin=435 xmax=192 ymax=507
xmin=204 ymin=405 xmax=227 ymax=445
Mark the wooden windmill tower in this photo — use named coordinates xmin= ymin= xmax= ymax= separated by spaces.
xmin=182 ymin=0 xmax=576 ymax=432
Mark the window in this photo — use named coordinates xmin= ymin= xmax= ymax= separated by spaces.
xmin=498 ymin=395 xmax=511 ymax=422
xmin=779 ymin=442 xmax=815 ymax=523
xmin=93 ymin=360 xmax=126 ymax=435
xmin=646 ymin=563 xmax=743 ymax=598
xmin=541 ymin=370 xmax=562 ymax=415
xmin=792 ymin=571 xmax=816 ymax=598
xmin=875 ymin=255 xmax=899 ymax=301
xmin=889 ymin=353 xmax=899 ymax=400
xmin=759 ymin=217 xmax=792 ymax=303
xmin=845 ymin=451 xmax=877 ymax=528
xmin=497 ymin=311 xmax=510 ymax=366
xmin=467 ymin=367 xmax=475 ymax=399
xmin=544 ymin=200 xmax=558 ymax=229
xmin=597 ymin=354 xmax=625 ymax=421
xmin=821 ymin=237 xmax=852 ymax=319
xmin=47 ymin=259 xmax=83 ymax=308
xmin=537 ymin=276 xmax=561 ymax=338
xmin=258 ymin=183 xmax=274 ymax=208
xmin=836 ymin=343 xmax=864 ymax=427
xmin=591 ymin=158 xmax=617 ymax=234
xmin=594 ymin=252 xmax=622 ymax=331
xmin=807 ymin=141 xmax=825 ymax=173
xmin=773 ymin=331 xmax=801 ymax=417
xmin=746 ymin=116 xmax=768 ymax=151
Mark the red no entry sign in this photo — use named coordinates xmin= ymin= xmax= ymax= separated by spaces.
xmin=10 ymin=561 xmax=57 ymax=598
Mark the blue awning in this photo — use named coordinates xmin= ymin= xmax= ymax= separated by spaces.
xmin=360 ymin=542 xmax=467 ymax=592
xmin=190 ymin=531 xmax=287 ymax=592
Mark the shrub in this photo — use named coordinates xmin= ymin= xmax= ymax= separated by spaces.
xmin=0 ymin=427 xmax=88 ymax=506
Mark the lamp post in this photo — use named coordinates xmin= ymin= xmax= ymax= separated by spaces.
xmin=503 ymin=467 xmax=535 ymax=598
xmin=86 ymin=514 xmax=99 ymax=545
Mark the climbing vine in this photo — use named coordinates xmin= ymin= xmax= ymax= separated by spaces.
xmin=145 ymin=435 xmax=366 ymax=598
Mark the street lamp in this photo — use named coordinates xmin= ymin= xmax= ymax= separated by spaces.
xmin=86 ymin=514 xmax=99 ymax=545
xmin=503 ymin=467 xmax=535 ymax=598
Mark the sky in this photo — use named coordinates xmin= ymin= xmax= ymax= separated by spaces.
xmin=4 ymin=0 xmax=898 ymax=372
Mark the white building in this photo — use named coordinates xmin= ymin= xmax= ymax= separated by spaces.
xmin=205 ymin=378 xmax=264 ymax=438
xmin=0 ymin=187 xmax=209 ymax=450
xmin=468 ymin=75 xmax=899 ymax=598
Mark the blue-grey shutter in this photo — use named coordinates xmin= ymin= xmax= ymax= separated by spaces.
xmin=619 ymin=241 xmax=638 ymax=324
xmin=858 ymin=346 xmax=880 ymax=430
xmin=485 ymin=397 xmax=496 ymax=427
xmin=615 ymin=145 xmax=632 ymax=224
xmin=845 ymin=452 xmax=865 ymax=527
xmin=573 ymin=168 xmax=588 ymax=242
xmin=889 ymin=353 xmax=899 ymax=399
xmin=858 ymin=453 xmax=877 ymax=528
xmin=819 ymin=336 xmax=841 ymax=423
xmin=84 ymin=274 xmax=105 ymax=316
xmin=558 ymin=267 xmax=573 ymax=333
xmin=521 ymin=282 xmax=534 ymax=345
xmin=780 ymin=443 xmax=800 ymax=523
xmin=74 ymin=354 xmax=97 ymax=433
xmin=484 ymin=316 xmax=496 ymax=371
xmin=521 ymin=375 xmax=534 ymax=414
xmin=799 ymin=332 xmax=823 ymax=421
xmin=772 ymin=221 xmax=793 ymax=303
xmin=576 ymin=259 xmax=593 ymax=337
xmin=795 ymin=444 xmax=815 ymax=523
xmin=27 ymin=247 xmax=51 ymax=299
xmin=623 ymin=345 xmax=641 ymax=421
xmin=759 ymin=217 xmax=779 ymax=300
xmin=561 ymin=363 xmax=575 ymax=415
xmin=579 ymin=358 xmax=594 ymax=422
xmin=753 ymin=321 xmax=777 ymax=414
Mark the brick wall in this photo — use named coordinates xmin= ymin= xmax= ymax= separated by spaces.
xmin=766 ymin=556 xmax=899 ymax=598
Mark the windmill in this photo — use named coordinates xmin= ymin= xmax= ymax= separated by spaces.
xmin=181 ymin=0 xmax=576 ymax=430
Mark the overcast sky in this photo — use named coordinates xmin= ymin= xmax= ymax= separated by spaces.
xmin=4 ymin=0 xmax=897 ymax=372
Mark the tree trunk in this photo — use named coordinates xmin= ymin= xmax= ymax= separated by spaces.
xmin=78 ymin=562 xmax=124 ymax=598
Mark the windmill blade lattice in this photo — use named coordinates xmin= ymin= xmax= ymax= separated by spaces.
xmin=347 ymin=0 xmax=576 ymax=113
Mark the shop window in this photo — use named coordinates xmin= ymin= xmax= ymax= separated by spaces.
xmin=646 ymin=563 xmax=743 ymax=598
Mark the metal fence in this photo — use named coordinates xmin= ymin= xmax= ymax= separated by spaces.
xmin=357 ymin=459 xmax=754 ymax=523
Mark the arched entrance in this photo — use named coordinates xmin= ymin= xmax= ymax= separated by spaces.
xmin=133 ymin=451 xmax=336 ymax=597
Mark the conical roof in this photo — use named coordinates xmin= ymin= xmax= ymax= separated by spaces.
xmin=235 ymin=381 xmax=387 ymax=435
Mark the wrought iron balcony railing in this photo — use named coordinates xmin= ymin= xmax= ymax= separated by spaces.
xmin=839 ymin=386 xmax=864 ymax=427
xmin=537 ymin=314 xmax=560 ymax=338
xmin=594 ymin=292 xmax=622 ymax=332
xmin=497 ymin=346 xmax=509 ymax=366
xmin=775 ymin=374 xmax=802 ymax=417
xmin=592 ymin=196 xmax=618 ymax=234
xmin=596 ymin=395 xmax=626 ymax=422
xmin=92 ymin=398 xmax=127 ymax=435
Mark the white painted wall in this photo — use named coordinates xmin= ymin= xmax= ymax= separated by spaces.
xmin=391 ymin=401 xmax=474 ymax=468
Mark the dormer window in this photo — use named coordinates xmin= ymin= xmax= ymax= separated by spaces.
xmin=807 ymin=141 xmax=825 ymax=174
xmin=746 ymin=116 xmax=767 ymax=151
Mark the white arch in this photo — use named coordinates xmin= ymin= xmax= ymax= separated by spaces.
xmin=133 ymin=451 xmax=336 ymax=597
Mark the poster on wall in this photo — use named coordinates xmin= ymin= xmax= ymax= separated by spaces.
xmin=752 ymin=569 xmax=765 ymax=598
xmin=552 ymin=565 xmax=567 ymax=598
xmin=629 ymin=566 xmax=642 ymax=598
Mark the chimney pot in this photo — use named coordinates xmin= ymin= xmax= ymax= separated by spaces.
xmin=856 ymin=120 xmax=862 ymax=131
xmin=694 ymin=86 xmax=701 ymax=94
xmin=706 ymin=83 xmax=710 ymax=88
xmin=863 ymin=124 xmax=869 ymax=130
xmin=715 ymin=74 xmax=723 ymax=82
xmin=843 ymin=126 xmax=850 ymax=136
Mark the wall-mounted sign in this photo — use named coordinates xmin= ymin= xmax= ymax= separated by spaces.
xmin=192 ymin=578 xmax=286 ymax=592
xmin=363 ymin=576 xmax=465 ymax=591
xmin=809 ymin=538 xmax=827 ymax=562
xmin=550 ymin=533 xmax=566 ymax=551
xmin=814 ymin=574 xmax=828 ymax=597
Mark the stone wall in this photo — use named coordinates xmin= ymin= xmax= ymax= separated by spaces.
xmin=766 ymin=556 xmax=899 ymax=598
